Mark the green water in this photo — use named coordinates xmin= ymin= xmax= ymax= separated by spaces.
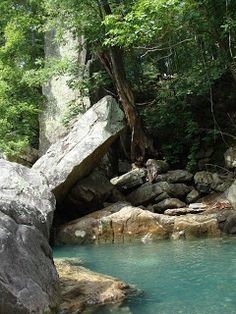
xmin=54 ymin=238 xmax=236 ymax=314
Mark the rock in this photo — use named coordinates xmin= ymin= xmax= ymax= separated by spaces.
xmin=217 ymin=210 xmax=236 ymax=234
xmin=56 ymin=202 xmax=130 ymax=245
xmin=156 ymin=170 xmax=193 ymax=183
xmin=110 ymin=168 xmax=147 ymax=191
xmin=224 ymin=146 xmax=236 ymax=169
xmin=153 ymin=198 xmax=186 ymax=213
xmin=127 ymin=181 xmax=191 ymax=206
xmin=99 ymin=206 xmax=172 ymax=243
xmin=189 ymin=203 xmax=208 ymax=210
xmin=173 ymin=214 xmax=221 ymax=239
xmin=0 ymin=160 xmax=60 ymax=313
xmin=227 ymin=180 xmax=236 ymax=210
xmin=154 ymin=192 xmax=170 ymax=203
xmin=194 ymin=171 xmax=231 ymax=194
xmin=164 ymin=207 xmax=206 ymax=216
xmin=194 ymin=171 xmax=214 ymax=193
xmin=64 ymin=169 xmax=114 ymax=215
xmin=55 ymin=259 xmax=138 ymax=314
xmin=118 ymin=159 xmax=132 ymax=174
xmin=127 ymin=182 xmax=169 ymax=205
xmin=40 ymin=31 xmax=90 ymax=155
xmin=6 ymin=146 xmax=38 ymax=167
xmin=211 ymin=172 xmax=232 ymax=192
xmin=33 ymin=96 xmax=125 ymax=202
xmin=186 ymin=189 xmax=200 ymax=203
xmin=146 ymin=159 xmax=169 ymax=182
xmin=168 ymin=183 xmax=192 ymax=198
xmin=56 ymin=205 xmax=175 ymax=245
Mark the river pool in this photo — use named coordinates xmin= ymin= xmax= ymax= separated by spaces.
xmin=54 ymin=238 xmax=236 ymax=314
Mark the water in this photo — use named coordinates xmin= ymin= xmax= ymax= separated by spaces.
xmin=54 ymin=238 xmax=236 ymax=314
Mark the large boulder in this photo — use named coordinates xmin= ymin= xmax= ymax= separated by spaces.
xmin=0 ymin=160 xmax=60 ymax=313
xmin=55 ymin=205 xmax=175 ymax=245
xmin=172 ymin=213 xmax=221 ymax=239
xmin=33 ymin=96 xmax=125 ymax=202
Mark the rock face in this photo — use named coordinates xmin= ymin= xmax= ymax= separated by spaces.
xmin=55 ymin=196 xmax=236 ymax=245
xmin=33 ymin=96 xmax=125 ymax=202
xmin=0 ymin=160 xmax=60 ymax=314
xmin=56 ymin=206 xmax=174 ymax=245
xmin=40 ymin=30 xmax=90 ymax=155
xmin=55 ymin=258 xmax=139 ymax=314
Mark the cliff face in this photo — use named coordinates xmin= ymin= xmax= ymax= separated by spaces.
xmin=40 ymin=30 xmax=90 ymax=155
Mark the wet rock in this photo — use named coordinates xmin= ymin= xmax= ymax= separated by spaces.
xmin=55 ymin=258 xmax=139 ymax=314
xmin=0 ymin=160 xmax=60 ymax=314
xmin=110 ymin=168 xmax=147 ymax=191
xmin=146 ymin=159 xmax=169 ymax=182
xmin=153 ymin=198 xmax=186 ymax=213
xmin=33 ymin=96 xmax=125 ymax=202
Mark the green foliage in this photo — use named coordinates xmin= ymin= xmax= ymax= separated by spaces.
xmin=0 ymin=0 xmax=44 ymax=156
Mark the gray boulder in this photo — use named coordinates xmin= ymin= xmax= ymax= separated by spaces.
xmin=186 ymin=189 xmax=200 ymax=203
xmin=194 ymin=171 xmax=214 ymax=193
xmin=156 ymin=169 xmax=193 ymax=183
xmin=194 ymin=171 xmax=231 ymax=194
xmin=33 ymin=96 xmax=125 ymax=202
xmin=65 ymin=169 xmax=114 ymax=214
xmin=0 ymin=160 xmax=60 ymax=313
xmin=110 ymin=168 xmax=147 ymax=191
xmin=146 ymin=159 xmax=169 ymax=182
xmin=127 ymin=182 xmax=169 ymax=205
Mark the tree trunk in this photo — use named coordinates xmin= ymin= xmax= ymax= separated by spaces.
xmin=98 ymin=1 xmax=146 ymax=162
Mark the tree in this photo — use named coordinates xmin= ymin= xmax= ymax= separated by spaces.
xmin=0 ymin=0 xmax=44 ymax=156
xmin=43 ymin=0 xmax=147 ymax=162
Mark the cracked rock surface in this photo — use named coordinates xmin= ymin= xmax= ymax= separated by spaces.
xmin=0 ymin=160 xmax=60 ymax=314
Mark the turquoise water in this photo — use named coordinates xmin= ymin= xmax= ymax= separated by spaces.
xmin=54 ymin=238 xmax=236 ymax=314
